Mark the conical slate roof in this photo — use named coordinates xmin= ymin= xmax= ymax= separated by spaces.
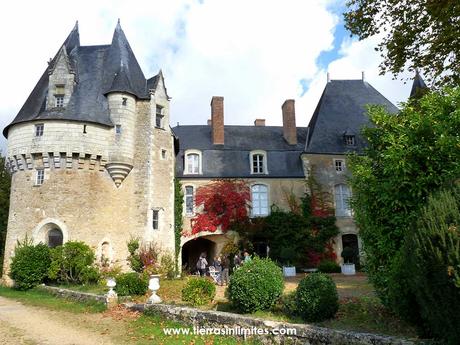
xmin=4 ymin=21 xmax=155 ymax=138
xmin=305 ymin=80 xmax=399 ymax=154
xmin=410 ymin=70 xmax=428 ymax=98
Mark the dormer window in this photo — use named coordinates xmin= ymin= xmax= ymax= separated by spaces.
xmin=35 ymin=123 xmax=44 ymax=137
xmin=250 ymin=150 xmax=268 ymax=174
xmin=184 ymin=150 xmax=202 ymax=175
xmin=156 ymin=105 xmax=164 ymax=128
xmin=344 ymin=135 xmax=355 ymax=146
xmin=55 ymin=95 xmax=64 ymax=108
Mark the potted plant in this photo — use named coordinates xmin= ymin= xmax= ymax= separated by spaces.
xmin=341 ymin=247 xmax=357 ymax=275
xmin=279 ymin=247 xmax=297 ymax=277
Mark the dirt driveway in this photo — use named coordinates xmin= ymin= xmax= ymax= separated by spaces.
xmin=0 ymin=296 xmax=121 ymax=345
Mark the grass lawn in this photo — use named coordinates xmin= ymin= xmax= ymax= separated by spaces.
xmin=0 ymin=285 xmax=252 ymax=344
xmin=0 ymin=285 xmax=106 ymax=313
xmin=169 ymin=273 xmax=417 ymax=339
xmin=49 ymin=283 xmax=108 ymax=295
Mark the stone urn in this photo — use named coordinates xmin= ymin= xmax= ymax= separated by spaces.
xmin=147 ymin=274 xmax=162 ymax=304
xmin=105 ymin=278 xmax=118 ymax=309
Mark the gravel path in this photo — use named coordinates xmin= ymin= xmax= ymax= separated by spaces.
xmin=0 ymin=296 xmax=116 ymax=345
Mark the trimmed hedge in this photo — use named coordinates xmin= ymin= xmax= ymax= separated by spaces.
xmin=115 ymin=272 xmax=148 ymax=296
xmin=181 ymin=277 xmax=216 ymax=306
xmin=228 ymin=257 xmax=284 ymax=313
xmin=9 ymin=240 xmax=51 ymax=290
xmin=295 ymin=273 xmax=339 ymax=322
xmin=317 ymin=260 xmax=341 ymax=273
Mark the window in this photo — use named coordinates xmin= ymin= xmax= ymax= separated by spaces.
xmin=250 ymin=150 xmax=267 ymax=174
xmin=251 ymin=184 xmax=269 ymax=217
xmin=35 ymin=169 xmax=44 ymax=186
xmin=35 ymin=123 xmax=44 ymax=137
xmin=122 ymin=97 xmax=127 ymax=106
xmin=252 ymin=154 xmax=264 ymax=173
xmin=47 ymin=228 xmax=63 ymax=248
xmin=335 ymin=184 xmax=351 ymax=217
xmin=161 ymin=149 xmax=166 ymax=159
xmin=83 ymin=124 xmax=87 ymax=134
xmin=152 ymin=210 xmax=159 ymax=230
xmin=55 ymin=95 xmax=64 ymax=108
xmin=155 ymin=105 xmax=164 ymax=128
xmin=115 ymin=124 xmax=122 ymax=134
xmin=334 ymin=159 xmax=344 ymax=172
xmin=185 ymin=186 xmax=194 ymax=216
xmin=185 ymin=151 xmax=201 ymax=174
xmin=344 ymin=135 xmax=355 ymax=146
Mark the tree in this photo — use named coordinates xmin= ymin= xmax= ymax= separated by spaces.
xmin=344 ymin=0 xmax=460 ymax=86
xmin=0 ymin=156 xmax=11 ymax=275
xmin=348 ymin=88 xmax=460 ymax=327
xmin=189 ymin=179 xmax=251 ymax=235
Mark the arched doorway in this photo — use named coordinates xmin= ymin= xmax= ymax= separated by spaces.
xmin=342 ymin=233 xmax=359 ymax=265
xmin=181 ymin=237 xmax=216 ymax=273
xmin=47 ymin=228 xmax=63 ymax=248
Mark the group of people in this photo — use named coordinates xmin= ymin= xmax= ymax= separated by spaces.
xmin=196 ymin=250 xmax=252 ymax=285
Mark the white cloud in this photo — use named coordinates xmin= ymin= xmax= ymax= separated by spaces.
xmin=0 ymin=0 xmax=412 ymax=151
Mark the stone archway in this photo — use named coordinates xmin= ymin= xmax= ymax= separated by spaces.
xmin=32 ymin=218 xmax=69 ymax=247
xmin=181 ymin=237 xmax=217 ymax=274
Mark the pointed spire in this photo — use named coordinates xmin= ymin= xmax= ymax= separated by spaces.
xmin=63 ymin=20 xmax=80 ymax=53
xmin=410 ymin=70 xmax=429 ymax=99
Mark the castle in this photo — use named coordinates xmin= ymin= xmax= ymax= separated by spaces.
xmin=2 ymin=22 xmax=415 ymax=280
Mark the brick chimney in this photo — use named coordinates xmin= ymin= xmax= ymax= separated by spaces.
xmin=211 ymin=96 xmax=224 ymax=145
xmin=282 ymin=99 xmax=297 ymax=145
xmin=207 ymin=119 xmax=212 ymax=126
xmin=254 ymin=119 xmax=265 ymax=126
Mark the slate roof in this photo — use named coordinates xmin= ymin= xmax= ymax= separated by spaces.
xmin=410 ymin=71 xmax=428 ymax=98
xmin=4 ymin=21 xmax=157 ymax=138
xmin=173 ymin=125 xmax=308 ymax=178
xmin=305 ymin=80 xmax=399 ymax=154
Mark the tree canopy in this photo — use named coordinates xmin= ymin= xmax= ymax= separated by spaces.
xmin=0 ymin=156 xmax=11 ymax=274
xmin=344 ymin=0 xmax=460 ymax=86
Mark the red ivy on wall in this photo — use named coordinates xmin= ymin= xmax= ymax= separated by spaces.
xmin=189 ymin=179 xmax=251 ymax=235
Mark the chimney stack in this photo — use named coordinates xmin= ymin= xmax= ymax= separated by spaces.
xmin=361 ymin=71 xmax=365 ymax=82
xmin=211 ymin=96 xmax=224 ymax=145
xmin=254 ymin=119 xmax=266 ymax=126
xmin=282 ymin=99 xmax=297 ymax=145
xmin=207 ymin=119 xmax=212 ymax=126
xmin=327 ymin=72 xmax=331 ymax=83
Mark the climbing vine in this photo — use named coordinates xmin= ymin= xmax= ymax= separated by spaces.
xmin=190 ymin=179 xmax=251 ymax=235
xmin=174 ymin=178 xmax=183 ymax=273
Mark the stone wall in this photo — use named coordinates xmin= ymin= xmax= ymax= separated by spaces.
xmin=126 ymin=303 xmax=419 ymax=345
xmin=301 ymin=153 xmax=361 ymax=261
xmin=40 ymin=285 xmax=107 ymax=305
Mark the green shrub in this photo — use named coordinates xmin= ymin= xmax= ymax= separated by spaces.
xmin=228 ymin=257 xmax=284 ymax=313
xmin=80 ymin=266 xmax=101 ymax=284
xmin=181 ymin=277 xmax=216 ymax=306
xmin=48 ymin=241 xmax=97 ymax=284
xmin=404 ymin=187 xmax=460 ymax=343
xmin=295 ymin=273 xmax=339 ymax=322
xmin=9 ymin=238 xmax=51 ymax=290
xmin=115 ymin=272 xmax=148 ymax=296
xmin=159 ymin=252 xmax=176 ymax=280
xmin=127 ymin=238 xmax=143 ymax=273
xmin=279 ymin=291 xmax=297 ymax=316
xmin=318 ymin=260 xmax=341 ymax=273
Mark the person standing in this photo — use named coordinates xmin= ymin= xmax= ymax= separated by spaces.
xmin=234 ymin=253 xmax=242 ymax=270
xmin=220 ymin=254 xmax=230 ymax=286
xmin=243 ymin=251 xmax=252 ymax=263
xmin=196 ymin=252 xmax=208 ymax=277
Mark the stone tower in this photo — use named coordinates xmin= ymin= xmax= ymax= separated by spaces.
xmin=1 ymin=21 xmax=175 ymax=282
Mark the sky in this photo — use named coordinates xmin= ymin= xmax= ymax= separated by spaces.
xmin=0 ymin=0 xmax=414 ymax=149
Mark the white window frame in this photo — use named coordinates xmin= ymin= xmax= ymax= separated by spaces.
xmin=155 ymin=105 xmax=164 ymax=129
xmin=334 ymin=184 xmax=352 ymax=217
xmin=55 ymin=95 xmax=64 ymax=108
xmin=249 ymin=150 xmax=268 ymax=175
xmin=35 ymin=123 xmax=44 ymax=137
xmin=251 ymin=183 xmax=269 ymax=217
xmin=35 ymin=169 xmax=45 ymax=186
xmin=334 ymin=158 xmax=345 ymax=173
xmin=184 ymin=185 xmax=195 ymax=216
xmin=184 ymin=149 xmax=202 ymax=175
